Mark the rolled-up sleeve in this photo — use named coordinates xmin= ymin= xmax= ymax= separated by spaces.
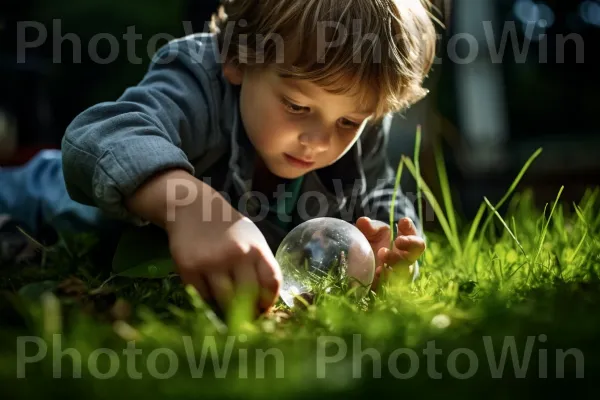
xmin=61 ymin=39 xmax=212 ymax=224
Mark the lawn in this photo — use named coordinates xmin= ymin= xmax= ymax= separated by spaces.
xmin=1 ymin=145 xmax=598 ymax=399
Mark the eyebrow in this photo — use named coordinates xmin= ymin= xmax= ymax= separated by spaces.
xmin=282 ymin=80 xmax=375 ymax=117
xmin=353 ymin=109 xmax=375 ymax=117
xmin=282 ymin=79 xmax=310 ymax=99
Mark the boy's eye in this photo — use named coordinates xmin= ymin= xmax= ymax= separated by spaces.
xmin=338 ymin=118 xmax=360 ymax=129
xmin=282 ymin=98 xmax=308 ymax=114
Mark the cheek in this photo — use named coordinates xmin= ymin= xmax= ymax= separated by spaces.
xmin=262 ymin=117 xmax=298 ymax=151
xmin=340 ymin=132 xmax=361 ymax=149
xmin=242 ymin=95 xmax=296 ymax=152
xmin=329 ymin=131 xmax=361 ymax=161
xmin=240 ymin=89 xmax=270 ymax=137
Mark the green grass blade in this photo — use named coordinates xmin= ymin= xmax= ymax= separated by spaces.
xmin=573 ymin=203 xmax=598 ymax=246
xmin=389 ymin=157 xmax=405 ymax=249
xmin=414 ymin=125 xmax=424 ymax=231
xmin=556 ymin=203 xmax=567 ymax=242
xmin=15 ymin=226 xmax=48 ymax=252
xmin=465 ymin=203 xmax=486 ymax=253
xmin=538 ymin=203 xmax=549 ymax=239
xmin=185 ymin=285 xmax=228 ymax=334
xmin=433 ymin=135 xmax=458 ymax=241
xmin=506 ymin=261 xmax=530 ymax=281
xmin=573 ymin=203 xmax=588 ymax=227
xmin=479 ymin=148 xmax=543 ymax=240
xmin=581 ymin=188 xmax=599 ymax=217
xmin=483 ymin=197 xmax=528 ymax=259
xmin=403 ymin=157 xmax=461 ymax=255
xmin=569 ymin=231 xmax=588 ymax=263
xmin=533 ymin=186 xmax=564 ymax=265
xmin=497 ymin=148 xmax=543 ymax=210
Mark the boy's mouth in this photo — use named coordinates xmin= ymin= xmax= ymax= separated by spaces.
xmin=284 ymin=154 xmax=315 ymax=169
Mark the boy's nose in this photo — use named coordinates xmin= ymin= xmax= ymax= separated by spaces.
xmin=298 ymin=131 xmax=330 ymax=153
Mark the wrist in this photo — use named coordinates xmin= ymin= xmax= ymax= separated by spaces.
xmin=124 ymin=168 xmax=200 ymax=229
xmin=165 ymin=180 xmax=241 ymax=235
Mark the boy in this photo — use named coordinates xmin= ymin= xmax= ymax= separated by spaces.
xmin=0 ymin=0 xmax=435 ymax=313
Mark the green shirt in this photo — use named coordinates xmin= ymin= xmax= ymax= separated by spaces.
xmin=267 ymin=176 xmax=304 ymax=231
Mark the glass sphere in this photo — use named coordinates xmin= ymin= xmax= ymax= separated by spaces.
xmin=275 ymin=217 xmax=375 ymax=307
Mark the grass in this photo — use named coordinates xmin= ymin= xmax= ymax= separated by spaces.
xmin=1 ymin=140 xmax=599 ymax=399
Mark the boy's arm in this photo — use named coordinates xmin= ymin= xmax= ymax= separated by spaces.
xmin=61 ymin=38 xmax=215 ymax=224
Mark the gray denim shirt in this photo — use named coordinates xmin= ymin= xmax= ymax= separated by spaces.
xmin=61 ymin=33 xmax=421 ymax=262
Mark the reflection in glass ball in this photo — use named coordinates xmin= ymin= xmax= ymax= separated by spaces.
xmin=275 ymin=217 xmax=376 ymax=307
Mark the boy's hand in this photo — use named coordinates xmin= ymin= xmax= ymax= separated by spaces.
xmin=166 ymin=202 xmax=282 ymax=315
xmin=355 ymin=217 xmax=425 ymax=290
xmin=126 ymin=169 xmax=282 ymax=316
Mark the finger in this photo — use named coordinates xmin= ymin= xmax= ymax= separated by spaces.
xmin=394 ymin=235 xmax=426 ymax=253
xmin=194 ymin=277 xmax=212 ymax=301
xmin=371 ymin=265 xmax=384 ymax=290
xmin=232 ymin=262 xmax=260 ymax=301
xmin=254 ymin=253 xmax=282 ymax=313
xmin=372 ymin=257 xmax=393 ymax=288
xmin=356 ymin=217 xmax=389 ymax=241
xmin=355 ymin=217 xmax=376 ymax=236
xmin=177 ymin=267 xmax=212 ymax=301
xmin=382 ymin=242 xmax=421 ymax=266
xmin=377 ymin=246 xmax=410 ymax=269
xmin=207 ymin=272 xmax=236 ymax=312
xmin=383 ymin=248 xmax=408 ymax=267
xmin=397 ymin=217 xmax=418 ymax=236
xmin=184 ymin=275 xmax=212 ymax=301
xmin=376 ymin=247 xmax=390 ymax=267
xmin=375 ymin=247 xmax=416 ymax=287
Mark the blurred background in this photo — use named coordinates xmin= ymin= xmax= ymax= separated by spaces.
xmin=1 ymin=0 xmax=598 ymax=230
xmin=392 ymin=0 xmax=600 ymax=227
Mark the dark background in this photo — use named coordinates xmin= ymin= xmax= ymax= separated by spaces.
xmin=1 ymin=0 xmax=598 ymax=229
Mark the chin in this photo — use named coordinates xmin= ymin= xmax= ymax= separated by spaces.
xmin=262 ymin=155 xmax=321 ymax=179
xmin=267 ymin=164 xmax=307 ymax=179
xmin=272 ymin=168 xmax=303 ymax=179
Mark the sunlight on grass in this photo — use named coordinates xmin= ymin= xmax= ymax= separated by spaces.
xmin=1 ymin=129 xmax=598 ymax=398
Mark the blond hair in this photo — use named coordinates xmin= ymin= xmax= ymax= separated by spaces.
xmin=210 ymin=0 xmax=438 ymax=121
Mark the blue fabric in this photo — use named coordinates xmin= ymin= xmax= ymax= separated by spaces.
xmin=0 ymin=149 xmax=114 ymax=235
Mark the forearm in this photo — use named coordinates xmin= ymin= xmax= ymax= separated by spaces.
xmin=124 ymin=168 xmax=236 ymax=232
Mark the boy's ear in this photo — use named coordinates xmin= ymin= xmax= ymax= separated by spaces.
xmin=222 ymin=60 xmax=244 ymax=85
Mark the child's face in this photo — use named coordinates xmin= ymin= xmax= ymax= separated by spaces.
xmin=224 ymin=64 xmax=375 ymax=179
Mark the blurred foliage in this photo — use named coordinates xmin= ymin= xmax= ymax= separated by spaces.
xmin=29 ymin=0 xmax=189 ymax=129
